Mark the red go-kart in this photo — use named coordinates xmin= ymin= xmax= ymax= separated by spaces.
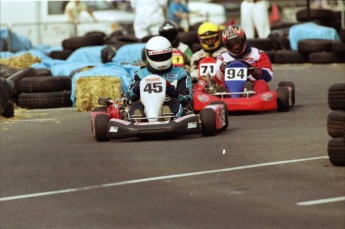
xmin=193 ymin=57 xmax=295 ymax=112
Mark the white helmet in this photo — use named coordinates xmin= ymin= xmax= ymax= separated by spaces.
xmin=145 ymin=36 xmax=172 ymax=71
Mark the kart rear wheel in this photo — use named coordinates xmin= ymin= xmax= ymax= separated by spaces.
xmin=200 ymin=108 xmax=216 ymax=136
xmin=210 ymin=101 xmax=229 ymax=130
xmin=278 ymin=81 xmax=295 ymax=108
xmin=94 ymin=114 xmax=110 ymax=142
xmin=276 ymin=87 xmax=290 ymax=112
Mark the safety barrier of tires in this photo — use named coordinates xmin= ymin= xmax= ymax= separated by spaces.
xmin=18 ymin=76 xmax=72 ymax=109
xmin=327 ymin=83 xmax=345 ymax=166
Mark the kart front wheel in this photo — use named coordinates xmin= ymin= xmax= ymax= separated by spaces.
xmin=210 ymin=100 xmax=229 ymax=130
xmin=276 ymin=87 xmax=290 ymax=112
xmin=278 ymin=81 xmax=295 ymax=108
xmin=200 ymin=108 xmax=216 ymax=136
xmin=94 ymin=114 xmax=110 ymax=142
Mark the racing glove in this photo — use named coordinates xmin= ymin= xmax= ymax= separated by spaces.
xmin=219 ymin=61 xmax=227 ymax=73
xmin=166 ymin=80 xmax=178 ymax=98
xmin=132 ymin=84 xmax=140 ymax=95
xmin=248 ymin=67 xmax=263 ymax=79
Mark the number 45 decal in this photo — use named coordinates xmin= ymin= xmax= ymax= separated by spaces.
xmin=144 ymin=82 xmax=163 ymax=93
xmin=225 ymin=67 xmax=248 ymax=81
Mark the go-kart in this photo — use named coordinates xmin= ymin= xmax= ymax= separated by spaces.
xmin=193 ymin=58 xmax=295 ymax=112
xmin=91 ymin=74 xmax=228 ymax=142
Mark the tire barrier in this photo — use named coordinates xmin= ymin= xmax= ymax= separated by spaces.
xmin=17 ymin=76 xmax=72 ymax=109
xmin=327 ymin=83 xmax=345 ymax=166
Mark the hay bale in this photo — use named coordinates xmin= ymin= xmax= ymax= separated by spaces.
xmin=75 ymin=76 xmax=122 ymax=112
xmin=0 ymin=53 xmax=41 ymax=69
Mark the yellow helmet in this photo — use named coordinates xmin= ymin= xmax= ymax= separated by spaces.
xmin=197 ymin=22 xmax=221 ymax=51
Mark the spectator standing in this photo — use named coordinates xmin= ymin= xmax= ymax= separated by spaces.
xmin=240 ymin=0 xmax=270 ymax=39
xmin=64 ymin=0 xmax=97 ymax=24
xmin=130 ymin=0 xmax=168 ymax=40
xmin=168 ymin=0 xmax=190 ymax=29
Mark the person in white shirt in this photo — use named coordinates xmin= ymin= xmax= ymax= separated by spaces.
xmin=130 ymin=0 xmax=168 ymax=40
xmin=64 ymin=0 xmax=97 ymax=24
xmin=240 ymin=0 xmax=270 ymax=39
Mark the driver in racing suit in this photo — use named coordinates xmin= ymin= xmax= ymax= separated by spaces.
xmin=127 ymin=36 xmax=193 ymax=118
xmin=215 ymin=25 xmax=273 ymax=93
xmin=190 ymin=22 xmax=227 ymax=82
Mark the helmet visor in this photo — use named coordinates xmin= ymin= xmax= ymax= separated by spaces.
xmin=146 ymin=48 xmax=172 ymax=62
xmin=225 ymin=38 xmax=245 ymax=56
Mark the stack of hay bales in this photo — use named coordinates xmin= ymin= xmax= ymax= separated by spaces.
xmin=75 ymin=76 xmax=122 ymax=112
xmin=0 ymin=53 xmax=41 ymax=69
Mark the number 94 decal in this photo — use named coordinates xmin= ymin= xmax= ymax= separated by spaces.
xmin=224 ymin=67 xmax=247 ymax=81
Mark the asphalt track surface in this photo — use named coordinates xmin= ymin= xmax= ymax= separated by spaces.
xmin=1 ymin=63 xmax=344 ymax=229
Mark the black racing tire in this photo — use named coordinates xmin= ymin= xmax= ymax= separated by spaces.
xmin=265 ymin=51 xmax=275 ymax=63
xmin=328 ymin=83 xmax=345 ymax=111
xmin=273 ymin=50 xmax=307 ymax=64
xmin=276 ymin=86 xmax=290 ymax=112
xmin=20 ymin=76 xmax=71 ymax=93
xmin=327 ymin=137 xmax=345 ymax=166
xmin=296 ymin=9 xmax=334 ymax=22
xmin=247 ymin=38 xmax=274 ymax=51
xmin=2 ymin=100 xmax=14 ymax=118
xmin=308 ymin=52 xmax=342 ymax=64
xmin=178 ymin=31 xmax=198 ymax=46
xmin=327 ymin=110 xmax=345 ymax=138
xmin=191 ymin=43 xmax=202 ymax=53
xmin=18 ymin=91 xmax=72 ymax=109
xmin=62 ymin=34 xmax=104 ymax=51
xmin=332 ymin=41 xmax=345 ymax=55
xmin=200 ymin=108 xmax=216 ymax=136
xmin=341 ymin=29 xmax=345 ymax=43
xmin=49 ymin=50 xmax=74 ymax=60
xmin=104 ymin=35 xmax=139 ymax=49
xmin=7 ymin=67 xmax=34 ymax=83
xmin=91 ymin=107 xmax=108 ymax=132
xmin=31 ymin=68 xmax=52 ymax=77
xmin=94 ymin=114 xmax=110 ymax=142
xmin=0 ymin=64 xmax=20 ymax=79
xmin=298 ymin=39 xmax=333 ymax=54
xmin=278 ymin=81 xmax=295 ymax=108
xmin=209 ymin=100 xmax=229 ymax=130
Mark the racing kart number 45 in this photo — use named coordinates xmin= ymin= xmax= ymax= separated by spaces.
xmin=91 ymin=74 xmax=228 ymax=142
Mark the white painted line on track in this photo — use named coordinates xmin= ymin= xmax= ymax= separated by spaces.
xmin=12 ymin=119 xmax=58 ymax=122
xmin=0 ymin=156 xmax=327 ymax=202
xmin=297 ymin=196 xmax=345 ymax=206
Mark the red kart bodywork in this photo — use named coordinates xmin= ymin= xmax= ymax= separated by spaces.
xmin=193 ymin=57 xmax=288 ymax=112
xmin=193 ymin=89 xmax=278 ymax=112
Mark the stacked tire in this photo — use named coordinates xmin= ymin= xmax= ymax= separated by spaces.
xmin=18 ymin=76 xmax=73 ymax=109
xmin=327 ymin=83 xmax=345 ymax=166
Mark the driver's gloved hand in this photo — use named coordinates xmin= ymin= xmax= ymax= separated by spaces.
xmin=220 ymin=61 xmax=227 ymax=73
xmin=166 ymin=80 xmax=178 ymax=98
xmin=132 ymin=85 xmax=140 ymax=95
xmin=248 ymin=67 xmax=263 ymax=79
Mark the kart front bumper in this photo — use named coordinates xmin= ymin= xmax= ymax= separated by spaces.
xmin=193 ymin=91 xmax=278 ymax=112
xmin=106 ymin=114 xmax=201 ymax=139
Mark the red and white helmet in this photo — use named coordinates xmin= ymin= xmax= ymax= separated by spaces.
xmin=222 ymin=25 xmax=247 ymax=56
xmin=145 ymin=36 xmax=173 ymax=70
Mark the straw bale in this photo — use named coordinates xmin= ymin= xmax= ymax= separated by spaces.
xmin=0 ymin=53 xmax=41 ymax=69
xmin=75 ymin=76 xmax=122 ymax=112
